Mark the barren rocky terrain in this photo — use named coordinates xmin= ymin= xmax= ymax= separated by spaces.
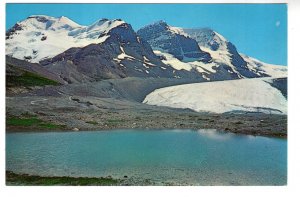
xmin=6 ymin=88 xmax=287 ymax=138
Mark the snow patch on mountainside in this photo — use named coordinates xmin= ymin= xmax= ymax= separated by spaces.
xmin=6 ymin=16 xmax=125 ymax=63
xmin=241 ymin=54 xmax=287 ymax=78
xmin=143 ymin=77 xmax=287 ymax=114
xmin=155 ymin=50 xmax=193 ymax=71
xmin=117 ymin=46 xmax=135 ymax=60
xmin=154 ymin=50 xmax=217 ymax=75
xmin=201 ymin=45 xmax=242 ymax=78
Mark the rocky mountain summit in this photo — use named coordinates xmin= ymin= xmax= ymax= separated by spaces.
xmin=137 ymin=21 xmax=212 ymax=62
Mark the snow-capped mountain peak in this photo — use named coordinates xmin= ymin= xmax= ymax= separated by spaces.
xmin=21 ymin=15 xmax=81 ymax=31
xmin=144 ymin=20 xmax=188 ymax=37
xmin=137 ymin=21 xmax=212 ymax=62
xmin=55 ymin=16 xmax=82 ymax=29
xmin=6 ymin=15 xmax=128 ymax=63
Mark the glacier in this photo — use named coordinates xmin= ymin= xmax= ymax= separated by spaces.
xmin=143 ymin=77 xmax=287 ymax=114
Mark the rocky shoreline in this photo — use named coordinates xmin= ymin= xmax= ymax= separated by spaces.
xmin=4 ymin=171 xmax=170 ymax=186
xmin=6 ymin=171 xmax=181 ymax=186
xmin=6 ymin=171 xmax=124 ymax=186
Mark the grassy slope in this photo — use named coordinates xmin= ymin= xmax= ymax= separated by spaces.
xmin=6 ymin=113 xmax=66 ymax=130
xmin=6 ymin=64 xmax=60 ymax=88
xmin=7 ymin=71 xmax=59 ymax=87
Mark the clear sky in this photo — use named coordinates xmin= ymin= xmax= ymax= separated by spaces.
xmin=6 ymin=3 xmax=287 ymax=66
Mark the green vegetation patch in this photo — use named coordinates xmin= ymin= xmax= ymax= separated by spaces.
xmin=6 ymin=171 xmax=121 ymax=186
xmin=6 ymin=70 xmax=60 ymax=87
xmin=86 ymin=121 xmax=98 ymax=125
xmin=106 ymin=119 xmax=124 ymax=126
xmin=38 ymin=123 xmax=65 ymax=129
xmin=234 ymin=121 xmax=243 ymax=125
xmin=107 ymin=119 xmax=123 ymax=123
xmin=7 ymin=117 xmax=42 ymax=126
xmin=7 ymin=116 xmax=65 ymax=130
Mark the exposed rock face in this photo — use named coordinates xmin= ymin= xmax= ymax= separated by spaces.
xmin=225 ymin=41 xmax=258 ymax=78
xmin=6 ymin=23 xmax=23 ymax=39
xmin=137 ymin=21 xmax=211 ymax=62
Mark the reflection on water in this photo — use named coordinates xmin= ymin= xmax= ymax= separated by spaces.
xmin=197 ymin=129 xmax=235 ymax=140
xmin=6 ymin=129 xmax=287 ymax=185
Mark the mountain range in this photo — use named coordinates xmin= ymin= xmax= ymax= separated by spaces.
xmin=5 ymin=14 xmax=288 ymax=135
xmin=6 ymin=15 xmax=287 ymax=84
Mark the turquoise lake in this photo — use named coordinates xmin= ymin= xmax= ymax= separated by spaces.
xmin=6 ymin=129 xmax=287 ymax=185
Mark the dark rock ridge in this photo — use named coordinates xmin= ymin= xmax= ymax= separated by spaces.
xmin=137 ymin=21 xmax=211 ymax=62
xmin=226 ymin=41 xmax=260 ymax=78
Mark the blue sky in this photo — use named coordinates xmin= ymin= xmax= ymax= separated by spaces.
xmin=6 ymin=3 xmax=287 ymax=65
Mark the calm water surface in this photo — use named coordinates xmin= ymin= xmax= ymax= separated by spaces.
xmin=6 ymin=129 xmax=287 ymax=185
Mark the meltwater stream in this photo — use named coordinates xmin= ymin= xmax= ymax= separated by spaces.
xmin=6 ymin=129 xmax=287 ymax=185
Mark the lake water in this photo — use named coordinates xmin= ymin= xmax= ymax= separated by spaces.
xmin=6 ymin=129 xmax=287 ymax=185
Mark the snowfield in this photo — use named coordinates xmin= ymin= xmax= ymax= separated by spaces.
xmin=143 ymin=77 xmax=287 ymax=114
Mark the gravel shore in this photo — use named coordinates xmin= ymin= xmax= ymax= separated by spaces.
xmin=6 ymin=95 xmax=287 ymax=138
